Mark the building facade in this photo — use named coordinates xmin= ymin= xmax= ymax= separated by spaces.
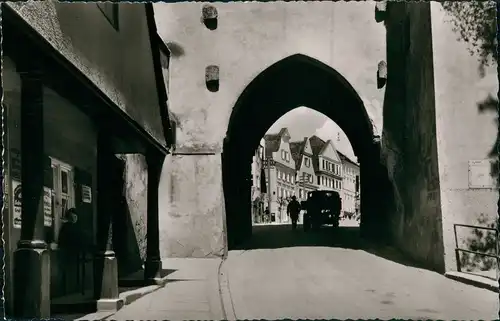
xmin=338 ymin=152 xmax=361 ymax=218
xmin=263 ymin=128 xmax=297 ymax=223
xmin=260 ymin=129 xmax=361 ymax=225
xmin=309 ymin=136 xmax=344 ymax=193
xmin=290 ymin=137 xmax=319 ymax=202
xmin=2 ymin=2 xmax=172 ymax=318
xmin=251 ymin=139 xmax=266 ymax=224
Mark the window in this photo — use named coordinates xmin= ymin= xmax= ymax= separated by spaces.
xmin=281 ymin=150 xmax=290 ymax=162
xmin=97 ymin=3 xmax=119 ymax=31
xmin=304 ymin=157 xmax=310 ymax=167
xmin=51 ymin=158 xmax=75 ymax=245
xmin=317 ymin=176 xmax=320 ymax=185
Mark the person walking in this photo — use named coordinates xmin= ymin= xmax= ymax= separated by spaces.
xmin=287 ymin=196 xmax=301 ymax=230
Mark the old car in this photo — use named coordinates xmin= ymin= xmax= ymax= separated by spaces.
xmin=303 ymin=190 xmax=342 ymax=231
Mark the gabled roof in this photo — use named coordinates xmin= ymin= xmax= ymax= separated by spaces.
xmin=308 ymin=135 xmax=326 ymax=172
xmin=290 ymin=140 xmax=304 ymax=170
xmin=290 ymin=137 xmax=311 ymax=170
xmin=309 ymin=135 xmax=325 ymax=157
xmin=337 ymin=150 xmax=359 ymax=167
xmin=263 ymin=128 xmax=290 ymax=158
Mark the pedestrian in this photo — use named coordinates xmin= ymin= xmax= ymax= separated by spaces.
xmin=287 ymin=196 xmax=301 ymax=230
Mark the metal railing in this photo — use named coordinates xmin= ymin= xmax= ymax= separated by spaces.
xmin=453 ymin=223 xmax=499 ymax=273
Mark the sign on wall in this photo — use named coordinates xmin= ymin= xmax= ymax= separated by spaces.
xmin=82 ymin=185 xmax=92 ymax=204
xmin=12 ymin=180 xmax=22 ymax=229
xmin=11 ymin=180 xmax=53 ymax=229
xmin=468 ymin=159 xmax=496 ymax=189
xmin=43 ymin=187 xmax=53 ymax=227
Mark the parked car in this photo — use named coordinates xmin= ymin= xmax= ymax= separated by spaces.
xmin=303 ymin=190 xmax=342 ymax=231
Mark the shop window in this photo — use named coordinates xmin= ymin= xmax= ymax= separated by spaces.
xmin=51 ymin=157 xmax=75 ymax=245
xmin=97 ymin=3 xmax=119 ymax=31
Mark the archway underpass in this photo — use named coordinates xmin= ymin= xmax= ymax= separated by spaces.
xmin=222 ymin=54 xmax=396 ymax=249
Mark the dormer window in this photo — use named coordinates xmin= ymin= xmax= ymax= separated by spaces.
xmin=281 ymin=150 xmax=290 ymax=162
xmin=304 ymin=157 xmax=311 ymax=167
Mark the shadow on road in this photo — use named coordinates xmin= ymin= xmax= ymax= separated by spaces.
xmin=233 ymin=224 xmax=428 ymax=271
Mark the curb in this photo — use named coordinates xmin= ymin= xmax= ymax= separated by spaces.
xmin=72 ymin=276 xmax=170 ymax=321
xmin=219 ymin=258 xmax=237 ymax=321
xmin=119 ymin=278 xmax=169 ymax=306
xmin=445 ymin=271 xmax=499 ymax=293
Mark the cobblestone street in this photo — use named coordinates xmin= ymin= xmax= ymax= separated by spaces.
xmin=221 ymin=224 xmax=498 ymax=320
xmin=90 ymin=223 xmax=498 ymax=320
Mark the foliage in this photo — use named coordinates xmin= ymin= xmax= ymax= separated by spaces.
xmin=459 ymin=214 xmax=497 ymax=274
xmin=441 ymin=1 xmax=497 ymax=75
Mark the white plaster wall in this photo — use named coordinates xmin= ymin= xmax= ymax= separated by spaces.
xmin=431 ymin=2 xmax=498 ymax=272
xmin=121 ymin=154 xmax=148 ymax=263
xmin=154 ymin=1 xmax=386 ymax=152
xmin=273 ymin=139 xmax=296 ymax=170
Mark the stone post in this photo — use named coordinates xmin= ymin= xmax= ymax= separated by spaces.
xmin=144 ymin=148 xmax=164 ymax=281
xmin=94 ymin=131 xmax=123 ymax=311
xmin=13 ymin=58 xmax=51 ymax=318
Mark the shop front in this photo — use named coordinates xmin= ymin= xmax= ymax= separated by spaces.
xmin=2 ymin=5 xmax=169 ymax=317
xmin=3 ymin=54 xmax=101 ymax=314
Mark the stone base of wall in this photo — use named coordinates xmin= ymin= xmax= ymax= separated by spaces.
xmin=159 ymin=154 xmax=227 ymax=258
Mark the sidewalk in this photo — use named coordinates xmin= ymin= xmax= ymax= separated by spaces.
xmin=445 ymin=270 xmax=499 ymax=293
xmin=74 ymin=258 xmax=226 ymax=321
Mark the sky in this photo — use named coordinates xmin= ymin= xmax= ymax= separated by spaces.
xmin=266 ymin=106 xmax=358 ymax=163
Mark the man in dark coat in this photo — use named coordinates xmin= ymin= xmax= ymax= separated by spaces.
xmin=287 ymin=196 xmax=301 ymax=230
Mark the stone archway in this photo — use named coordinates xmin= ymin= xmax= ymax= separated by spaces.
xmin=223 ymin=53 xmax=393 ymax=248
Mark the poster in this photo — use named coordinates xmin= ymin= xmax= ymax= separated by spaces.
xmin=12 ymin=180 xmax=21 ymax=229
xmin=468 ymin=159 xmax=495 ymax=189
xmin=43 ymin=187 xmax=53 ymax=227
xmin=82 ymin=185 xmax=92 ymax=204
xmin=11 ymin=180 xmax=53 ymax=228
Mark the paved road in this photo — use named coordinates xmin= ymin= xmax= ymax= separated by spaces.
xmin=222 ymin=222 xmax=499 ymax=320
